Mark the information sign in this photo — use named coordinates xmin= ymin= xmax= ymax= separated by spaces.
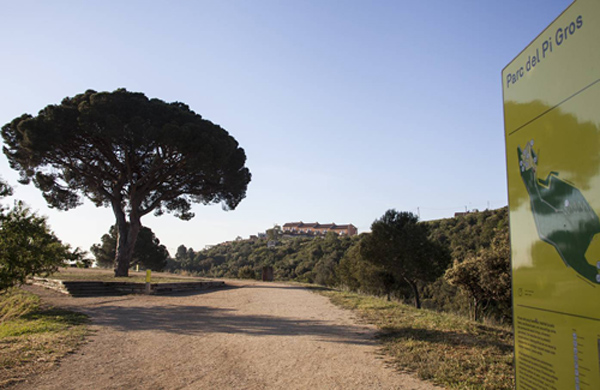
xmin=503 ymin=1 xmax=600 ymax=389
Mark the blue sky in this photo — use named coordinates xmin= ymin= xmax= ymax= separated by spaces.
xmin=0 ymin=0 xmax=573 ymax=255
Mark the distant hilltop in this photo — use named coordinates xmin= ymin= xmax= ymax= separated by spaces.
xmin=282 ymin=222 xmax=357 ymax=236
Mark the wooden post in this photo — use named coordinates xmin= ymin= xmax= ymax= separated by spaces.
xmin=262 ymin=266 xmax=273 ymax=282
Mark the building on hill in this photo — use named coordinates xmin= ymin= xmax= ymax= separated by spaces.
xmin=282 ymin=222 xmax=358 ymax=236
xmin=454 ymin=209 xmax=480 ymax=218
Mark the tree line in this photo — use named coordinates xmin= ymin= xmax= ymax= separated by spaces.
xmin=165 ymin=207 xmax=510 ymax=322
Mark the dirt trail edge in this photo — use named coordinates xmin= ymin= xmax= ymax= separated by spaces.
xmin=16 ymin=281 xmax=443 ymax=390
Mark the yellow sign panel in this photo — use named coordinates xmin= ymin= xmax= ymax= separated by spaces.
xmin=503 ymin=1 xmax=600 ymax=389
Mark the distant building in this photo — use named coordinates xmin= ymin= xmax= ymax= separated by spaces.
xmin=282 ymin=222 xmax=358 ymax=236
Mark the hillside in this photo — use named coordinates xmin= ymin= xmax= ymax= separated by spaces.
xmin=167 ymin=232 xmax=359 ymax=284
xmin=167 ymin=207 xmax=510 ymax=320
xmin=425 ymin=207 xmax=508 ymax=261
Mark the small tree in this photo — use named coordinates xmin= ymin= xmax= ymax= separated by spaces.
xmin=91 ymin=225 xmax=170 ymax=271
xmin=2 ymin=89 xmax=251 ymax=276
xmin=337 ymin=240 xmax=399 ymax=299
xmin=0 ymin=178 xmax=73 ymax=292
xmin=133 ymin=227 xmax=170 ymax=271
xmin=90 ymin=226 xmax=119 ymax=268
xmin=445 ymin=231 xmax=511 ymax=321
xmin=175 ymin=245 xmax=188 ymax=261
xmin=360 ymin=210 xmax=450 ymax=308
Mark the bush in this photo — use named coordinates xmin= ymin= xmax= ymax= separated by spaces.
xmin=1 ymin=202 xmax=73 ymax=292
xmin=237 ymin=265 xmax=256 ymax=279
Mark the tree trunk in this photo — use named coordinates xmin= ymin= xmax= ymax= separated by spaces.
xmin=473 ymin=297 xmax=480 ymax=322
xmin=114 ymin=218 xmax=141 ymax=277
xmin=405 ymin=278 xmax=421 ymax=309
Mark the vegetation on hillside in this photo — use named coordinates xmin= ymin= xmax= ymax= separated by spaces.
xmin=424 ymin=207 xmax=510 ymax=321
xmin=167 ymin=231 xmax=358 ymax=284
xmin=168 ymin=207 xmax=510 ymax=322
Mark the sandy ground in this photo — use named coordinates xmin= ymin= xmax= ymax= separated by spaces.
xmin=15 ymin=280 xmax=443 ymax=390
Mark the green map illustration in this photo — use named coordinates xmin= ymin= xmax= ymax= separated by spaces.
xmin=518 ymin=140 xmax=600 ymax=284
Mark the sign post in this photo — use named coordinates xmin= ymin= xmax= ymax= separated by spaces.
xmin=503 ymin=1 xmax=600 ymax=389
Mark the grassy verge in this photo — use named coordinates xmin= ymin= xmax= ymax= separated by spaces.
xmin=48 ymin=267 xmax=206 ymax=284
xmin=0 ymin=288 xmax=88 ymax=388
xmin=316 ymin=289 xmax=514 ymax=390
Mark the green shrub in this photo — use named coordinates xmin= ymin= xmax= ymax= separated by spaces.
xmin=237 ymin=265 xmax=256 ymax=279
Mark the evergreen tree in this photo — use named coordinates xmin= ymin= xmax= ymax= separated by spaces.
xmin=3 ymin=89 xmax=250 ymax=276
xmin=360 ymin=210 xmax=450 ymax=308
xmin=91 ymin=225 xmax=170 ymax=271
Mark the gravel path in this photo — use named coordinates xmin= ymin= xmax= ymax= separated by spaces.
xmin=16 ymin=281 xmax=443 ymax=390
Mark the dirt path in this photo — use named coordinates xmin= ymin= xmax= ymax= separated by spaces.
xmin=16 ymin=281 xmax=443 ymax=390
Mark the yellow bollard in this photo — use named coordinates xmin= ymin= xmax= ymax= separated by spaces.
xmin=145 ymin=270 xmax=151 ymax=294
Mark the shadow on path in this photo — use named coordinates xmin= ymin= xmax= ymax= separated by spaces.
xmin=24 ymin=283 xmax=375 ymax=347
xmin=85 ymin=303 xmax=374 ymax=346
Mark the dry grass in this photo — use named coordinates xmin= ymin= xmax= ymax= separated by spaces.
xmin=0 ymin=288 xmax=88 ymax=388
xmin=317 ymin=289 xmax=515 ymax=390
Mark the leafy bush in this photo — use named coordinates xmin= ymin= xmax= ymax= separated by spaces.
xmin=0 ymin=201 xmax=73 ymax=292
xmin=237 ymin=266 xmax=257 ymax=279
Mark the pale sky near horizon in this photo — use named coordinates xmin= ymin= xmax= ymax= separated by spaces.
xmin=0 ymin=0 xmax=573 ymax=256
